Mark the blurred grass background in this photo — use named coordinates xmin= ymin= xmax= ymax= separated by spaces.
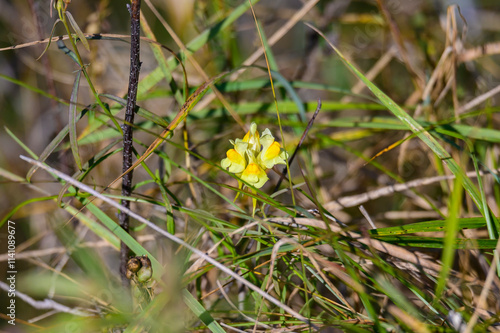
xmin=1 ymin=0 xmax=500 ymax=331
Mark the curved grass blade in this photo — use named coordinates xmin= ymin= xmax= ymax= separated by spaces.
xmin=57 ymin=140 xmax=121 ymax=206
xmin=57 ymin=39 xmax=80 ymax=64
xmin=270 ymin=69 xmax=306 ymax=122
xmin=36 ymin=19 xmax=62 ymax=60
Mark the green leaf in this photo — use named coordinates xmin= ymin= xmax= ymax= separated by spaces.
xmin=183 ymin=289 xmax=225 ymax=333
xmin=83 ymin=200 xmax=165 ymax=279
xmin=435 ymin=175 xmax=463 ymax=302
xmin=66 ymin=11 xmax=90 ymax=51
xmin=371 ymin=235 xmax=497 ymax=249
xmin=369 ymin=218 xmax=487 ymax=236
xmin=69 ymin=70 xmax=83 ymax=170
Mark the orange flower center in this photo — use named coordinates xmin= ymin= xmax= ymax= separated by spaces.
xmin=264 ymin=142 xmax=281 ymax=160
xmin=246 ymin=163 xmax=260 ymax=175
xmin=227 ymin=149 xmax=241 ymax=161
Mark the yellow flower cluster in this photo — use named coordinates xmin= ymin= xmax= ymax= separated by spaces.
xmin=221 ymin=123 xmax=288 ymax=189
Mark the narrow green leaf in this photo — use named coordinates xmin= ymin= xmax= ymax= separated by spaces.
xmin=66 ymin=11 xmax=90 ymax=51
xmin=63 ymin=204 xmax=120 ymax=250
xmin=36 ymin=19 xmax=62 ymax=60
xmin=57 ymin=140 xmax=121 ymax=206
xmin=27 ymin=107 xmax=89 ymax=181
xmin=370 ymin=218 xmax=487 ymax=236
xmin=83 ymin=200 xmax=165 ymax=279
xmin=435 ymin=174 xmax=463 ymax=302
xmin=183 ymin=289 xmax=225 ymax=333
xmin=371 ymin=235 xmax=497 ymax=249
xmin=270 ymin=70 xmax=306 ymax=122
xmin=4 ymin=126 xmax=38 ymax=159
xmin=69 ymin=70 xmax=83 ymax=170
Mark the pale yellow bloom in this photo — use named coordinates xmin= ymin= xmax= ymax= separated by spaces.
xmin=221 ymin=140 xmax=248 ymax=173
xmin=258 ymin=129 xmax=288 ymax=169
xmin=241 ymin=162 xmax=268 ymax=188
xmin=221 ymin=123 xmax=288 ymax=190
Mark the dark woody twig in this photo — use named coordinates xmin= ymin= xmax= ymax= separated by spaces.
xmin=273 ymin=99 xmax=321 ymax=192
xmin=119 ymin=0 xmax=141 ymax=287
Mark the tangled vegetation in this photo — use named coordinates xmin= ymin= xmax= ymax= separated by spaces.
xmin=1 ymin=0 xmax=500 ymax=332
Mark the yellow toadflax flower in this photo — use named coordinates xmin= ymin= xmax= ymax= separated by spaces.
xmin=221 ymin=122 xmax=288 ymax=215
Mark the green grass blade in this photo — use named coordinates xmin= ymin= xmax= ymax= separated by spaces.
xmin=435 ymin=174 xmax=463 ymax=303
xmin=4 ymin=126 xmax=38 ymax=159
xmin=69 ymin=70 xmax=83 ymax=170
xmin=183 ymin=289 xmax=225 ymax=333
xmin=83 ymin=200 xmax=165 ymax=279
xmin=369 ymin=218 xmax=486 ymax=236
xmin=371 ymin=236 xmax=497 ymax=249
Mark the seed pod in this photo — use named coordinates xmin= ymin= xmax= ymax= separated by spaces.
xmin=137 ymin=255 xmax=152 ymax=283
xmin=127 ymin=256 xmax=142 ymax=274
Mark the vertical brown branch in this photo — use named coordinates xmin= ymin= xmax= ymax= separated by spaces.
xmin=120 ymin=0 xmax=141 ymax=287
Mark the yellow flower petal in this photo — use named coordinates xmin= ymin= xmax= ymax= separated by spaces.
xmin=264 ymin=141 xmax=281 ymax=160
xmin=241 ymin=163 xmax=268 ymax=188
xmin=221 ymin=148 xmax=246 ymax=173
xmin=258 ymin=134 xmax=287 ymax=169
